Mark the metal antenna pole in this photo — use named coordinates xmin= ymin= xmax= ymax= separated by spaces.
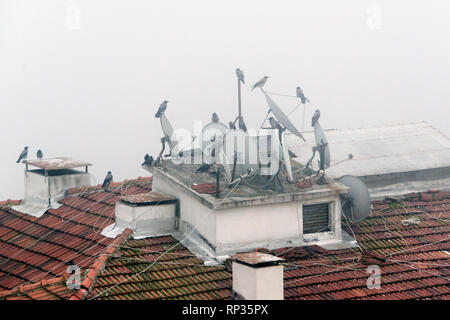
xmin=238 ymin=77 xmax=242 ymax=123
xmin=301 ymin=104 xmax=306 ymax=133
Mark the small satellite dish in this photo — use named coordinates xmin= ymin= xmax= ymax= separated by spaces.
xmin=338 ymin=175 xmax=371 ymax=222
xmin=200 ymin=122 xmax=228 ymax=164
xmin=222 ymin=129 xmax=259 ymax=178
xmin=160 ymin=113 xmax=179 ymax=155
xmin=314 ymin=121 xmax=330 ymax=168
xmin=263 ymin=92 xmax=306 ymax=141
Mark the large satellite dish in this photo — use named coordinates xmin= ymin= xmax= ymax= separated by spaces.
xmin=338 ymin=175 xmax=371 ymax=222
xmin=263 ymin=92 xmax=306 ymax=141
xmin=160 ymin=113 xmax=179 ymax=155
xmin=314 ymin=121 xmax=330 ymax=168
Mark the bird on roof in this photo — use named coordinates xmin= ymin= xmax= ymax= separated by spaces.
xmin=236 ymin=68 xmax=245 ymax=84
xmin=102 ymin=171 xmax=113 ymax=189
xmin=229 ymin=121 xmax=236 ymax=130
xmin=36 ymin=149 xmax=43 ymax=160
xmin=212 ymin=112 xmax=219 ymax=123
xmin=16 ymin=146 xmax=28 ymax=163
xmin=296 ymin=86 xmax=310 ymax=104
xmin=311 ymin=109 xmax=320 ymax=127
xmin=196 ymin=163 xmax=210 ymax=173
xmin=142 ymin=154 xmax=153 ymax=166
xmin=251 ymin=76 xmax=269 ymax=91
xmin=269 ymin=117 xmax=283 ymax=130
xmin=155 ymin=100 xmax=168 ymax=118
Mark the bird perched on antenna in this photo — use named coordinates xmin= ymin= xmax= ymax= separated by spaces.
xmin=36 ymin=149 xmax=43 ymax=160
xmin=236 ymin=68 xmax=245 ymax=84
xmin=251 ymin=76 xmax=269 ymax=91
xmin=212 ymin=113 xmax=219 ymax=123
xmin=296 ymin=86 xmax=310 ymax=104
xmin=229 ymin=121 xmax=236 ymax=130
xmin=311 ymin=109 xmax=320 ymax=127
xmin=155 ymin=100 xmax=168 ymax=118
xmin=102 ymin=171 xmax=113 ymax=189
xmin=16 ymin=146 xmax=28 ymax=163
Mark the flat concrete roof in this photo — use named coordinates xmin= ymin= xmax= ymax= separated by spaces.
xmin=286 ymin=122 xmax=450 ymax=178
xmin=24 ymin=157 xmax=92 ymax=171
xmin=231 ymin=252 xmax=284 ymax=267
xmin=148 ymin=161 xmax=349 ymax=210
xmin=120 ymin=192 xmax=176 ymax=205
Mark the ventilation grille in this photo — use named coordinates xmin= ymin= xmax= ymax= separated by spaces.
xmin=303 ymin=203 xmax=330 ymax=234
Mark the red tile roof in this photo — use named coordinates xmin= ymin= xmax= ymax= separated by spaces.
xmin=0 ymin=176 xmax=152 ymax=291
xmin=85 ymin=235 xmax=232 ymax=300
xmin=0 ymin=181 xmax=448 ymax=300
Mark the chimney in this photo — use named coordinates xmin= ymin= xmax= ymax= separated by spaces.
xmin=231 ymin=252 xmax=284 ymax=300
xmin=102 ymin=192 xmax=178 ymax=238
xmin=13 ymin=157 xmax=93 ymax=217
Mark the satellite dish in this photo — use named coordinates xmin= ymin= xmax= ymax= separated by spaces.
xmin=281 ymin=132 xmax=293 ymax=183
xmin=200 ymin=122 xmax=228 ymax=164
xmin=263 ymin=92 xmax=306 ymax=141
xmin=314 ymin=121 xmax=330 ymax=168
xmin=160 ymin=113 xmax=179 ymax=155
xmin=338 ymin=175 xmax=371 ymax=222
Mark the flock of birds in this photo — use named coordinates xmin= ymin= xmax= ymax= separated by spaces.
xmin=15 ymin=68 xmax=321 ymax=194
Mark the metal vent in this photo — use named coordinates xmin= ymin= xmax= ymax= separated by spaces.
xmin=303 ymin=203 xmax=330 ymax=234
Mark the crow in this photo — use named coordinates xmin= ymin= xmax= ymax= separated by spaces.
xmin=311 ymin=109 xmax=321 ymax=127
xmin=212 ymin=112 xmax=219 ymax=123
xmin=142 ymin=154 xmax=153 ymax=166
xmin=296 ymin=86 xmax=310 ymax=104
xmin=196 ymin=164 xmax=210 ymax=173
xmin=102 ymin=171 xmax=113 ymax=189
xmin=36 ymin=149 xmax=43 ymax=160
xmin=155 ymin=100 xmax=168 ymax=118
xmin=16 ymin=146 xmax=28 ymax=163
xmin=229 ymin=121 xmax=236 ymax=130
xmin=251 ymin=76 xmax=269 ymax=90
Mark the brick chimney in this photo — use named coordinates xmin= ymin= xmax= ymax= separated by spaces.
xmin=231 ymin=252 xmax=284 ymax=300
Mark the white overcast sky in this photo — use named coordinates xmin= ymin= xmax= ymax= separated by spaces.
xmin=0 ymin=0 xmax=449 ymax=199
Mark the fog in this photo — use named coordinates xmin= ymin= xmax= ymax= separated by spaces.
xmin=1 ymin=0 xmax=449 ymax=199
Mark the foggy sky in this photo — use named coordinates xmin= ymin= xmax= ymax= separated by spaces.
xmin=1 ymin=0 xmax=449 ymax=199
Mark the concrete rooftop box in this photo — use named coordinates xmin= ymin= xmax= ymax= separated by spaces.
xmin=13 ymin=157 xmax=93 ymax=217
xmin=147 ymin=162 xmax=352 ymax=256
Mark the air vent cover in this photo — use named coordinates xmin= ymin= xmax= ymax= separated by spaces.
xmin=303 ymin=203 xmax=330 ymax=234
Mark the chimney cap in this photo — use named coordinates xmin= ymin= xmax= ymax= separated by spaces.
xmin=231 ymin=252 xmax=284 ymax=268
xmin=120 ymin=192 xmax=176 ymax=206
xmin=24 ymin=157 xmax=92 ymax=171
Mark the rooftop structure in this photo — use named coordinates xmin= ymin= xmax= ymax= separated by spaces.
xmin=286 ymin=122 xmax=450 ymax=198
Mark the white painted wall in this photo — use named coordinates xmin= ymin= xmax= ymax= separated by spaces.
xmin=232 ymin=261 xmax=284 ymax=300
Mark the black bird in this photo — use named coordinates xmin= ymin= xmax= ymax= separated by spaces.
xmin=311 ymin=109 xmax=320 ymax=127
xmin=212 ymin=113 xmax=219 ymax=123
xmin=196 ymin=164 xmax=210 ymax=173
xmin=102 ymin=171 xmax=113 ymax=189
xmin=155 ymin=100 xmax=168 ymax=118
xmin=16 ymin=146 xmax=28 ymax=163
xmin=36 ymin=149 xmax=43 ymax=160
xmin=142 ymin=154 xmax=153 ymax=166
xmin=296 ymin=86 xmax=310 ymax=104
xmin=269 ymin=117 xmax=283 ymax=130
xmin=235 ymin=68 xmax=245 ymax=84
xmin=229 ymin=121 xmax=236 ymax=130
